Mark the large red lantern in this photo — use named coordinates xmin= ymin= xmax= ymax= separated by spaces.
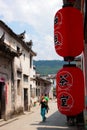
xmin=56 ymin=65 xmax=85 ymax=116
xmin=54 ymin=7 xmax=84 ymax=58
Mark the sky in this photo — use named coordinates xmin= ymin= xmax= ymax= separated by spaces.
xmin=0 ymin=0 xmax=63 ymax=61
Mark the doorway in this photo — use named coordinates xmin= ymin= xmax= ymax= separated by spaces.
xmin=24 ymin=88 xmax=28 ymax=111
xmin=0 ymin=82 xmax=5 ymax=119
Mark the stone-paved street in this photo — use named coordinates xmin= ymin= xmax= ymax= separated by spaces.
xmin=0 ymin=100 xmax=85 ymax=130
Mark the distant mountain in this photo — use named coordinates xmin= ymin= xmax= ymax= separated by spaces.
xmin=33 ymin=60 xmax=65 ymax=75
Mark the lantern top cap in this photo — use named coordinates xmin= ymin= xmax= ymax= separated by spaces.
xmin=63 ymin=0 xmax=76 ymax=7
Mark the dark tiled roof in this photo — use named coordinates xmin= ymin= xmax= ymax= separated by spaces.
xmin=0 ymin=20 xmax=36 ymax=56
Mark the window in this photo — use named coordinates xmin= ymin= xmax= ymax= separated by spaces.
xmin=17 ymin=79 xmax=21 ymax=95
xmin=23 ymin=75 xmax=28 ymax=82
xmin=36 ymin=88 xmax=40 ymax=96
xmin=23 ymin=54 xmax=25 ymax=60
xmin=30 ymin=85 xmax=36 ymax=97
xmin=17 ymin=71 xmax=22 ymax=78
xmin=17 ymin=46 xmax=20 ymax=52
xmin=30 ymin=85 xmax=32 ymax=97
xmin=30 ymin=55 xmax=32 ymax=68
xmin=38 ymin=82 xmax=40 ymax=86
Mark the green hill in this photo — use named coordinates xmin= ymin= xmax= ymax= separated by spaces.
xmin=33 ymin=60 xmax=65 ymax=75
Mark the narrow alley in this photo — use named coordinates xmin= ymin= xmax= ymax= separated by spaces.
xmin=0 ymin=100 xmax=84 ymax=130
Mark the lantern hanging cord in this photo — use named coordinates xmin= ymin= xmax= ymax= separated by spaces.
xmin=62 ymin=0 xmax=75 ymax=8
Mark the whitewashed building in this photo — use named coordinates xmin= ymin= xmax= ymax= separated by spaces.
xmin=0 ymin=20 xmax=36 ymax=120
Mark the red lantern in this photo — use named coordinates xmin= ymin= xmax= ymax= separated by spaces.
xmin=54 ymin=7 xmax=84 ymax=57
xmin=56 ymin=65 xmax=85 ymax=116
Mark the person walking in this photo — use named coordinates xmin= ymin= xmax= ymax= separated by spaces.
xmin=44 ymin=94 xmax=49 ymax=113
xmin=40 ymin=96 xmax=47 ymax=122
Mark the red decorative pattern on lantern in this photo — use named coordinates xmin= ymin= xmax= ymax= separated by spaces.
xmin=57 ymin=70 xmax=73 ymax=90
xmin=58 ymin=92 xmax=74 ymax=112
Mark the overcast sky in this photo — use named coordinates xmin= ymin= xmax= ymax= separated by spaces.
xmin=0 ymin=0 xmax=63 ymax=60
